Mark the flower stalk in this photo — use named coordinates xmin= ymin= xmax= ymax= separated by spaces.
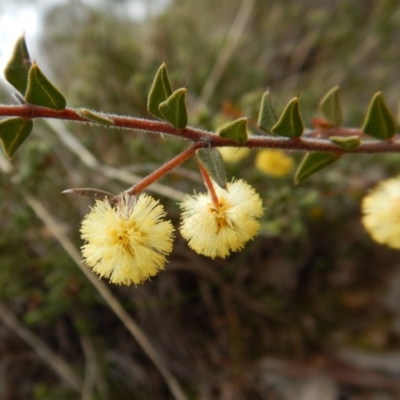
xmin=197 ymin=161 xmax=220 ymax=207
xmin=116 ymin=143 xmax=201 ymax=201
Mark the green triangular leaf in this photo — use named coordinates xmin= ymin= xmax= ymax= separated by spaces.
xmin=319 ymin=86 xmax=343 ymax=126
xmin=362 ymin=92 xmax=396 ymax=140
xmin=271 ymin=97 xmax=304 ymax=138
xmin=158 ymin=88 xmax=188 ymax=129
xmin=77 ymin=108 xmax=114 ymax=125
xmin=196 ymin=148 xmax=227 ymax=190
xmin=25 ymin=63 xmax=67 ymax=110
xmin=4 ymin=35 xmax=32 ymax=94
xmin=24 ymin=63 xmax=67 ymax=110
xmin=218 ymin=117 xmax=248 ymax=145
xmin=295 ymin=152 xmax=341 ymax=184
xmin=0 ymin=117 xmax=33 ymax=158
xmin=329 ymin=135 xmax=361 ymax=151
xmin=257 ymin=89 xmax=278 ymax=133
xmin=147 ymin=63 xmax=173 ymax=119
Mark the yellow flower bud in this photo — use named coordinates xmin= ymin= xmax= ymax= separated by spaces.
xmin=255 ymin=149 xmax=293 ymax=177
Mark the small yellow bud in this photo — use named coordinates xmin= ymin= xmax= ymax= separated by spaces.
xmin=255 ymin=149 xmax=293 ymax=177
xmin=218 ymin=147 xmax=250 ymax=163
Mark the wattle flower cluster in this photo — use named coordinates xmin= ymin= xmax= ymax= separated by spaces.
xmin=80 ymin=180 xmax=264 ymax=285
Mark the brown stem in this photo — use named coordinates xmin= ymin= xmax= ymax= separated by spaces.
xmin=116 ymin=143 xmax=201 ymax=200
xmin=198 ymin=162 xmax=219 ymax=207
xmin=2 ymin=104 xmax=400 ymax=154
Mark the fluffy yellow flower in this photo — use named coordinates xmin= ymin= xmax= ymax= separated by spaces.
xmin=80 ymin=194 xmax=174 ymax=285
xmin=362 ymin=176 xmax=400 ymax=249
xmin=179 ymin=179 xmax=264 ymax=259
xmin=218 ymin=147 xmax=250 ymax=163
xmin=255 ymin=149 xmax=293 ymax=177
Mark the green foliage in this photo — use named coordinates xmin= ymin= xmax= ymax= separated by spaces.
xmin=257 ymin=89 xmax=278 ymax=133
xmin=329 ymin=135 xmax=361 ymax=151
xmin=158 ymin=88 xmax=188 ymax=129
xmin=362 ymin=91 xmax=396 ymax=140
xmin=218 ymin=117 xmax=248 ymax=144
xmin=25 ymin=63 xmax=67 ymax=110
xmin=0 ymin=117 xmax=33 ymax=158
xmin=196 ymin=148 xmax=227 ymax=189
xmin=271 ymin=97 xmax=304 ymax=138
xmin=147 ymin=63 xmax=173 ymax=119
xmin=295 ymin=152 xmax=341 ymax=184
xmin=4 ymin=35 xmax=31 ymax=94
xmin=319 ymin=86 xmax=343 ymax=126
xmin=76 ymin=108 xmax=115 ymax=125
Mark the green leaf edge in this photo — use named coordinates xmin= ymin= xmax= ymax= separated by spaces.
xmin=77 ymin=109 xmax=115 ymax=125
xmin=319 ymin=86 xmax=343 ymax=126
xmin=4 ymin=35 xmax=31 ymax=94
xmin=294 ymin=152 xmax=341 ymax=185
xmin=218 ymin=117 xmax=248 ymax=145
xmin=329 ymin=135 xmax=361 ymax=151
xmin=0 ymin=117 xmax=34 ymax=159
xmin=271 ymin=97 xmax=304 ymax=138
xmin=257 ymin=89 xmax=278 ymax=133
xmin=24 ymin=63 xmax=67 ymax=110
xmin=147 ymin=63 xmax=173 ymax=119
xmin=158 ymin=88 xmax=188 ymax=129
xmin=196 ymin=148 xmax=227 ymax=190
xmin=362 ymin=91 xmax=396 ymax=140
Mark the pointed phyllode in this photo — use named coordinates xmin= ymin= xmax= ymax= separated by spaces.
xmin=196 ymin=148 xmax=227 ymax=190
xmin=257 ymin=89 xmax=278 ymax=133
xmin=362 ymin=91 xmax=396 ymax=140
xmin=4 ymin=35 xmax=32 ymax=94
xmin=147 ymin=63 xmax=173 ymax=119
xmin=0 ymin=117 xmax=33 ymax=159
xmin=329 ymin=135 xmax=361 ymax=151
xmin=25 ymin=63 xmax=67 ymax=110
xmin=319 ymin=86 xmax=343 ymax=127
xmin=158 ymin=88 xmax=188 ymax=129
xmin=77 ymin=109 xmax=115 ymax=125
xmin=271 ymin=97 xmax=304 ymax=138
xmin=294 ymin=151 xmax=341 ymax=184
xmin=218 ymin=117 xmax=248 ymax=145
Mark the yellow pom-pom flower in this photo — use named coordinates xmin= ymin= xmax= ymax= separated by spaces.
xmin=80 ymin=194 xmax=175 ymax=285
xmin=179 ymin=179 xmax=264 ymax=259
xmin=255 ymin=149 xmax=293 ymax=177
xmin=362 ymin=176 xmax=400 ymax=249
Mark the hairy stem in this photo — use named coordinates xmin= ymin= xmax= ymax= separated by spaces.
xmin=1 ymin=104 xmax=400 ymax=153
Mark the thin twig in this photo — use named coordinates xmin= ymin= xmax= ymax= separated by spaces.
xmin=78 ymin=332 xmax=97 ymax=400
xmin=124 ymin=143 xmax=200 ymax=198
xmin=0 ymin=303 xmax=82 ymax=391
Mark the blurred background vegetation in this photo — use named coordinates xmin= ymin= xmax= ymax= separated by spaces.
xmin=1 ymin=0 xmax=400 ymax=399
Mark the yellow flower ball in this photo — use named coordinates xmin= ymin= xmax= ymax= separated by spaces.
xmin=179 ymin=179 xmax=264 ymax=259
xmin=218 ymin=147 xmax=250 ymax=163
xmin=80 ymin=194 xmax=175 ymax=285
xmin=362 ymin=176 xmax=400 ymax=249
xmin=255 ymin=149 xmax=293 ymax=177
